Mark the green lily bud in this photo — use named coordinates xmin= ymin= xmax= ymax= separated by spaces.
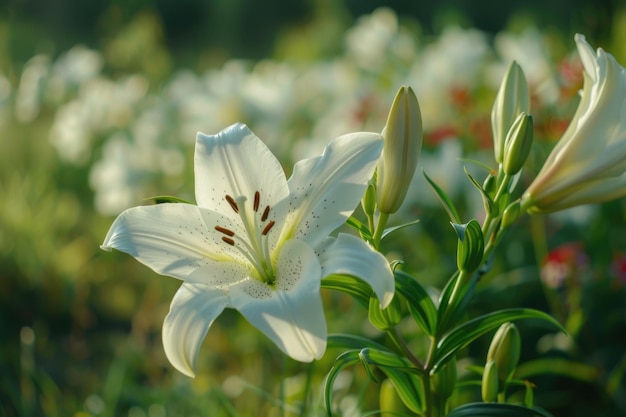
xmin=380 ymin=378 xmax=410 ymax=416
xmin=483 ymin=172 xmax=497 ymax=199
xmin=361 ymin=181 xmax=377 ymax=218
xmin=431 ymin=356 xmax=457 ymax=402
xmin=502 ymin=113 xmax=534 ymax=175
xmin=368 ymin=292 xmax=403 ymax=330
xmin=376 ymin=86 xmax=423 ymax=214
xmin=487 ymin=322 xmax=521 ymax=388
xmin=501 ymin=201 xmax=521 ymax=229
xmin=481 ymin=359 xmax=499 ymax=402
xmin=492 ymin=61 xmax=530 ymax=164
xmin=452 ymin=220 xmax=485 ymax=273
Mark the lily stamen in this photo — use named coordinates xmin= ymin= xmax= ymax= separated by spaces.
xmin=262 ymin=221 xmax=275 ymax=235
xmin=261 ymin=206 xmax=270 ymax=221
xmin=254 ymin=191 xmax=260 ymax=212
xmin=225 ymin=195 xmax=239 ymax=213
xmin=215 ymin=225 xmax=235 ymax=236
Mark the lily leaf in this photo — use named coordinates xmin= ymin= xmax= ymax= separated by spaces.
xmin=433 ymin=309 xmax=565 ymax=372
xmin=381 ymin=219 xmax=421 ymax=241
xmin=322 ymin=274 xmax=372 ymax=307
xmin=436 ymin=271 xmax=478 ymax=338
xmin=346 ymin=216 xmax=373 ymax=242
xmin=464 ymin=167 xmax=494 ymax=215
xmin=327 ymin=333 xmax=389 ymax=352
xmin=446 ymin=402 xmax=553 ymax=417
xmin=359 ymin=348 xmax=426 ymax=413
xmin=423 ymin=170 xmax=461 ymax=223
xmin=324 ymin=350 xmax=362 ymax=417
xmin=395 ymin=271 xmax=437 ymax=336
xmin=515 ymin=358 xmax=599 ymax=382
xmin=145 ymin=195 xmax=193 ymax=204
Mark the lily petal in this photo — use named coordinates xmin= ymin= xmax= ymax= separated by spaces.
xmin=232 ymin=239 xmax=326 ymax=362
xmin=101 ymin=204 xmax=246 ymax=281
xmin=162 ymin=283 xmax=230 ymax=377
xmin=317 ymin=233 xmax=395 ymax=308
xmin=194 ymin=123 xmax=289 ymax=216
xmin=282 ymin=132 xmax=383 ymax=246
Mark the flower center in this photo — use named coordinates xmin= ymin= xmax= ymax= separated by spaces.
xmin=215 ymin=191 xmax=277 ymax=285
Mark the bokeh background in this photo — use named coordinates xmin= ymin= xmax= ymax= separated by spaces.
xmin=1 ymin=0 xmax=625 ymax=416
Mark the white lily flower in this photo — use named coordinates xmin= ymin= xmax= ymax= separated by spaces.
xmin=522 ymin=34 xmax=626 ymax=213
xmin=101 ymin=123 xmax=394 ymax=377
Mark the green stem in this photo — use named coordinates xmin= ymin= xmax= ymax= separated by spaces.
xmin=372 ymin=212 xmax=390 ymax=249
xmin=386 ymin=327 xmax=424 ymax=369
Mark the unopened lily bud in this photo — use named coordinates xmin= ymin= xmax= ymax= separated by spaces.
xmin=380 ymin=378 xmax=410 ymax=416
xmin=483 ymin=172 xmax=497 ymax=198
xmin=502 ymin=113 xmax=534 ymax=175
xmin=501 ymin=201 xmax=521 ymax=229
xmin=376 ymin=86 xmax=423 ymax=214
xmin=481 ymin=360 xmax=499 ymax=402
xmin=452 ymin=220 xmax=485 ymax=273
xmin=361 ymin=181 xmax=377 ymax=218
xmin=492 ymin=61 xmax=530 ymax=164
xmin=487 ymin=322 xmax=521 ymax=388
xmin=368 ymin=293 xmax=403 ymax=330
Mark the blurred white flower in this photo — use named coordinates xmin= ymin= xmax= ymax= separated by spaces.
xmin=488 ymin=27 xmax=560 ymax=105
xmin=15 ymin=54 xmax=50 ymax=123
xmin=345 ymin=7 xmax=416 ymax=72
xmin=409 ymin=27 xmax=489 ymax=129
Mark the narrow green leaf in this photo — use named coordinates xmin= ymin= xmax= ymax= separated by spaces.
xmin=346 ymin=216 xmax=373 ymax=242
xmin=324 ymin=351 xmax=362 ymax=417
xmin=464 ymin=167 xmax=494 ymax=215
xmin=436 ymin=271 xmax=478 ymax=338
xmin=321 ymin=274 xmax=372 ymax=307
xmin=377 ymin=368 xmax=426 ymax=414
xmin=381 ymin=219 xmax=421 ymax=240
xmin=457 ymin=157 xmax=495 ymax=173
xmin=358 ymin=348 xmax=426 ymax=413
xmin=395 ymin=271 xmax=437 ymax=336
xmin=327 ymin=334 xmax=389 ymax=352
xmin=515 ymin=358 xmax=599 ymax=382
xmin=145 ymin=195 xmax=193 ymax=204
xmin=423 ymin=170 xmax=461 ymax=223
xmin=359 ymin=348 xmax=426 ymax=377
xmin=446 ymin=402 xmax=553 ymax=417
xmin=433 ymin=309 xmax=565 ymax=372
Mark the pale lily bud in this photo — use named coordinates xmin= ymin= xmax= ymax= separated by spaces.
xmin=481 ymin=360 xmax=499 ymax=402
xmin=522 ymin=34 xmax=626 ymax=213
xmin=492 ymin=61 xmax=530 ymax=164
xmin=376 ymin=86 xmax=423 ymax=214
xmin=486 ymin=322 xmax=521 ymax=388
xmin=502 ymin=113 xmax=533 ymax=175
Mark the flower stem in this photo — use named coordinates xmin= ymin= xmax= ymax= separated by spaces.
xmin=372 ymin=212 xmax=390 ymax=249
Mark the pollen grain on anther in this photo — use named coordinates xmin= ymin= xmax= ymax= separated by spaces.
xmin=221 ymin=236 xmax=235 ymax=246
xmin=262 ymin=221 xmax=276 ymax=235
xmin=254 ymin=191 xmax=260 ymax=212
xmin=261 ymin=205 xmax=270 ymax=221
xmin=215 ymin=225 xmax=235 ymax=236
xmin=225 ymin=195 xmax=239 ymax=213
